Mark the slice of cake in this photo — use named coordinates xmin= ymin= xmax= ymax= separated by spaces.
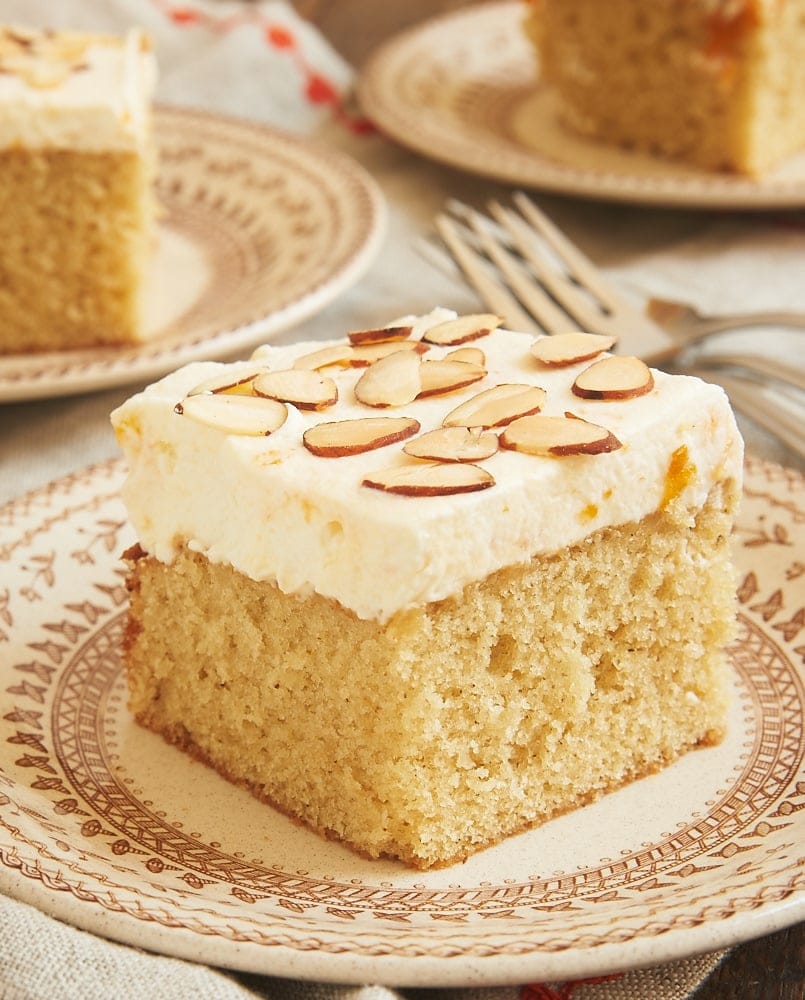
xmin=111 ymin=310 xmax=744 ymax=869
xmin=0 ymin=25 xmax=157 ymax=354
xmin=523 ymin=0 xmax=805 ymax=175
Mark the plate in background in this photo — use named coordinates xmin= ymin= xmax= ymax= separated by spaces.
xmin=358 ymin=1 xmax=805 ymax=209
xmin=0 ymin=105 xmax=385 ymax=403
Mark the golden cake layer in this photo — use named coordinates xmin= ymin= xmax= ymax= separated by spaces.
xmin=524 ymin=0 xmax=805 ymax=175
xmin=0 ymin=26 xmax=157 ymax=354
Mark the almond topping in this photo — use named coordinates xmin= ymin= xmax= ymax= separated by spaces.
xmin=303 ymin=417 xmax=420 ymax=457
xmin=253 ymin=369 xmax=338 ymax=411
xmin=403 ymin=426 xmax=499 ymax=463
xmin=530 ymin=332 xmax=616 ymax=367
xmin=446 ymin=346 xmax=486 ymax=366
xmin=354 ymin=349 xmax=422 ymax=407
xmin=500 ymin=413 xmax=622 ymax=456
xmin=347 ymin=325 xmax=414 ymax=346
xmin=443 ymin=383 xmax=546 ymax=428
xmin=417 ymin=359 xmax=486 ymax=398
xmin=348 ymin=340 xmax=429 ymax=367
xmin=186 ymin=366 xmax=269 ymax=396
xmin=422 ymin=313 xmax=503 ymax=345
xmin=362 ymin=462 xmax=495 ymax=496
xmin=292 ymin=344 xmax=354 ymax=371
xmin=572 ymin=355 xmax=654 ymax=400
xmin=174 ymin=393 xmax=288 ymax=436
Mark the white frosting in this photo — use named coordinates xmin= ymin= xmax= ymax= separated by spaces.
xmin=0 ymin=29 xmax=156 ymax=151
xmin=112 ymin=310 xmax=744 ymax=623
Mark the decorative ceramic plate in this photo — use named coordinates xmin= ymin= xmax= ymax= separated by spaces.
xmin=358 ymin=1 xmax=805 ymax=209
xmin=0 ymin=106 xmax=384 ymax=403
xmin=0 ymin=456 xmax=803 ymax=987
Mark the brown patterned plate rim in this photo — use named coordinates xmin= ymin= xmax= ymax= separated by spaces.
xmin=357 ymin=1 xmax=805 ymax=209
xmin=0 ymin=104 xmax=385 ymax=404
xmin=0 ymin=456 xmax=803 ymax=987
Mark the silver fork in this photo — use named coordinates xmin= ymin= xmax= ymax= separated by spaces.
xmin=425 ymin=193 xmax=805 ymax=459
xmin=647 ymin=295 xmax=805 ymax=341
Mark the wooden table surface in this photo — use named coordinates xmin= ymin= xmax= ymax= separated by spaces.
xmin=291 ymin=2 xmax=804 ymax=996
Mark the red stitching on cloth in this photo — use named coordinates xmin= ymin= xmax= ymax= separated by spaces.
xmin=265 ymin=24 xmax=295 ymax=49
xmin=521 ymin=973 xmax=625 ymax=1000
xmin=167 ymin=7 xmax=201 ymax=25
xmin=149 ymin=0 xmax=374 ymax=133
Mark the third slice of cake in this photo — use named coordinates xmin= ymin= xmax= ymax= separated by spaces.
xmin=112 ymin=311 xmax=744 ymax=869
xmin=523 ymin=0 xmax=805 ymax=175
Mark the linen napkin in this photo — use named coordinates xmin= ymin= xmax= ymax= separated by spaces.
xmin=0 ymin=2 xmax=740 ymax=997
xmin=0 ymin=891 xmax=725 ymax=999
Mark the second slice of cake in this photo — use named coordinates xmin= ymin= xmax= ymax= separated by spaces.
xmin=0 ymin=25 xmax=157 ymax=354
xmin=112 ymin=311 xmax=744 ymax=869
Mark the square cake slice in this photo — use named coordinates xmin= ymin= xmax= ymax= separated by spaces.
xmin=523 ymin=0 xmax=805 ymax=175
xmin=0 ymin=25 xmax=157 ymax=354
xmin=111 ymin=310 xmax=744 ymax=869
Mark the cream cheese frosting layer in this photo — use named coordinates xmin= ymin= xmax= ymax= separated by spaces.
xmin=0 ymin=27 xmax=156 ymax=151
xmin=111 ymin=310 xmax=744 ymax=623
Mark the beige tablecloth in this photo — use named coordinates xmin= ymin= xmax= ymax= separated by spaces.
xmin=0 ymin=2 xmax=803 ymax=997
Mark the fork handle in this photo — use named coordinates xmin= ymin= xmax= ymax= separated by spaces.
xmin=648 ymin=297 xmax=805 ymax=344
xmin=694 ymin=352 xmax=805 ymax=393
xmin=683 ymin=311 xmax=805 ymax=339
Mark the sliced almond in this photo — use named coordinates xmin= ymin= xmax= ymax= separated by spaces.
xmin=292 ymin=344 xmax=354 ymax=371
xmin=186 ymin=366 xmax=269 ymax=397
xmin=572 ymin=355 xmax=654 ymax=400
xmin=443 ymin=383 xmax=546 ymax=428
xmin=403 ymin=426 xmax=499 ymax=463
xmin=362 ymin=462 xmax=494 ymax=496
xmin=417 ymin=359 xmax=486 ymax=398
xmin=347 ymin=325 xmax=413 ymax=346
xmin=422 ymin=313 xmax=502 ymax=346
xmin=303 ymin=416 xmax=420 ymax=457
xmin=530 ymin=332 xmax=616 ymax=367
xmin=253 ymin=369 xmax=338 ymax=411
xmin=354 ymin=349 xmax=422 ymax=407
xmin=500 ymin=414 xmax=622 ymax=456
xmin=174 ymin=393 xmax=287 ymax=436
xmin=348 ymin=340 xmax=429 ymax=367
xmin=446 ymin=346 xmax=486 ymax=366
xmin=3 ymin=28 xmax=37 ymax=46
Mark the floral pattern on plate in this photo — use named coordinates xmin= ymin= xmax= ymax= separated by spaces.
xmin=0 ymin=456 xmax=803 ymax=986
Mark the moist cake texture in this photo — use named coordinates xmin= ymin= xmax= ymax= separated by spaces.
xmin=523 ymin=0 xmax=805 ymax=175
xmin=0 ymin=25 xmax=157 ymax=354
xmin=112 ymin=310 xmax=744 ymax=868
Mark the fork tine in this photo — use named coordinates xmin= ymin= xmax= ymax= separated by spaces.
xmin=434 ymin=214 xmax=541 ymax=334
xmin=462 ymin=209 xmax=579 ymax=335
xmin=512 ymin=192 xmax=632 ymax=315
xmin=447 ymin=195 xmax=635 ymax=336
xmin=445 ymin=196 xmax=511 ymax=241
xmin=413 ymin=233 xmax=464 ymax=281
xmin=693 ymin=351 xmax=805 ymax=393
xmin=487 ymin=201 xmax=612 ymax=333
